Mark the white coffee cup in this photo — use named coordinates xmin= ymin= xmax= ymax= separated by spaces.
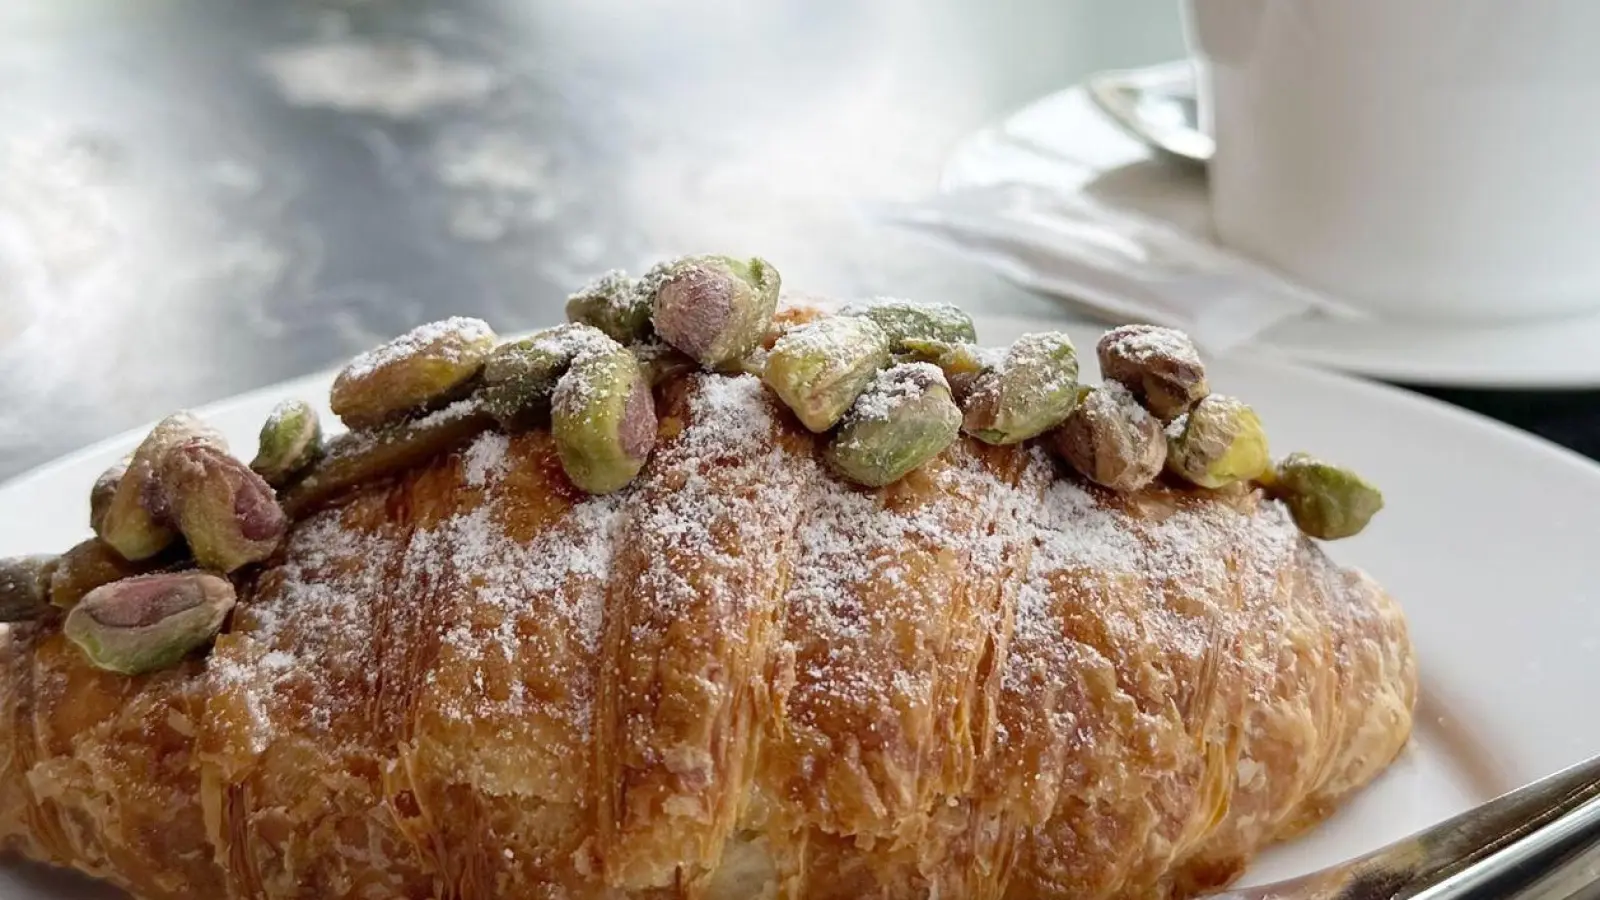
xmin=1182 ymin=0 xmax=1600 ymax=322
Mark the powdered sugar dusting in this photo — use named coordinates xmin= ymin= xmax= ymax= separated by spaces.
xmin=1101 ymin=381 xmax=1153 ymax=427
xmin=517 ymin=321 xmax=618 ymax=367
xmin=782 ymin=444 xmax=1048 ymax=729
xmin=688 ymin=372 xmax=778 ymax=452
xmin=997 ymin=331 xmax=1076 ymax=385
xmin=208 ymin=510 xmax=389 ymax=743
xmin=602 ymin=373 xmax=815 ymax=809
xmin=340 ymin=316 xmax=493 ymax=382
xmin=462 ymin=430 xmax=510 ymax=488
xmin=623 ymin=374 xmax=801 ymax=617
xmin=769 ymin=314 xmax=880 ymax=359
xmin=215 ymin=433 xmax=629 ymax=753
xmin=565 ymin=270 xmax=646 ymax=324
xmin=427 ymin=489 xmax=624 ymax=730
xmin=1000 ymin=478 xmax=1306 ymax=761
xmin=545 ymin=327 xmax=636 ymax=412
xmin=845 ymin=362 xmax=947 ymax=423
xmin=1098 ymin=324 xmax=1202 ymax=369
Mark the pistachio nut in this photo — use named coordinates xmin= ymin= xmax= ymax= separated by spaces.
xmin=898 ymin=338 xmax=998 ymax=400
xmin=551 ymin=345 xmax=657 ymax=494
xmin=160 ymin=442 xmax=288 ymax=573
xmin=631 ymin=339 xmax=699 ymax=388
xmin=1269 ymin=452 xmax=1384 ymax=540
xmin=330 ymin=316 xmax=497 ymax=429
xmin=732 ymin=346 xmax=768 ymax=379
xmin=763 ymin=315 xmax=892 ymax=432
xmin=1097 ymin=324 xmax=1209 ymax=422
xmin=960 ymin=332 xmax=1081 ymax=445
xmin=0 ymin=555 xmax=57 ymax=622
xmin=250 ymin=400 xmax=324 ymax=489
xmin=64 ymin=572 xmax=236 ymax=675
xmin=479 ymin=324 xmax=618 ymax=431
xmin=840 ymin=298 xmax=977 ymax=348
xmin=565 ymin=269 xmax=654 ymax=344
xmin=1165 ymin=394 xmax=1270 ymax=489
xmin=825 ymin=363 xmax=962 ymax=488
xmin=51 ymin=538 xmax=162 ymax=610
xmin=649 ymin=255 xmax=781 ymax=371
xmin=99 ymin=413 xmax=226 ymax=561
xmin=90 ymin=458 xmax=129 ymax=534
xmin=282 ymin=403 xmax=496 ymax=519
xmin=1049 ymin=385 xmax=1166 ymax=492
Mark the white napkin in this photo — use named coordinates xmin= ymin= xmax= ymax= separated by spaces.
xmin=873 ymin=88 xmax=1367 ymax=353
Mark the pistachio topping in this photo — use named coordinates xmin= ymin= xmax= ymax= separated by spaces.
xmin=1269 ymin=452 xmax=1385 ymax=540
xmin=825 ymin=363 xmax=962 ymax=488
xmin=251 ymin=400 xmax=324 ymax=488
xmin=961 ymin=332 xmax=1081 ymax=444
xmin=90 ymin=458 xmax=129 ymax=534
xmin=1165 ymin=394 xmax=1270 ymax=489
xmin=282 ymin=400 xmax=495 ymax=519
xmin=551 ymin=345 xmax=657 ymax=494
xmin=480 ymin=324 xmax=617 ymax=431
xmin=1097 ymin=324 xmax=1209 ymax=421
xmin=650 ymin=255 xmax=781 ymax=371
xmin=42 ymin=283 xmax=1374 ymax=590
xmin=631 ymin=339 xmax=698 ymax=388
xmin=50 ymin=538 xmax=164 ymax=610
xmin=330 ymin=316 xmax=497 ymax=429
xmin=763 ymin=315 xmax=892 ymax=432
xmin=565 ymin=269 xmax=654 ymax=344
xmin=1051 ymin=384 xmax=1166 ymax=492
xmin=65 ymin=572 xmax=236 ymax=675
xmin=841 ymin=298 xmax=977 ymax=348
xmin=160 ymin=442 xmax=288 ymax=572
xmin=99 ymin=413 xmax=226 ymax=562
xmin=0 ymin=555 xmax=57 ymax=622
xmin=899 ymin=338 xmax=998 ymax=400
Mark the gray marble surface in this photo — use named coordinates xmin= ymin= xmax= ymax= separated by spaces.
xmin=0 ymin=0 xmax=1185 ymax=481
xmin=6 ymin=0 xmax=1599 ymax=486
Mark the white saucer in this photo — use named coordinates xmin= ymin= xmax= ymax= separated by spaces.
xmin=942 ymin=74 xmax=1600 ymax=389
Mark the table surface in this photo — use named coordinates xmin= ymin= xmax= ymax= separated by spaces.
xmin=1 ymin=0 xmax=1596 ymax=483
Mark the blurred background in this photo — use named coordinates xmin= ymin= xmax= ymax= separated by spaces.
xmin=0 ymin=0 xmax=1589 ymax=480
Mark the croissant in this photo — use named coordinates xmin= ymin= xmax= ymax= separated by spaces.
xmin=0 ymin=370 xmax=1416 ymax=900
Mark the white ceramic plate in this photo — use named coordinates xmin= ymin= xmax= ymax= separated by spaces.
xmin=3 ymin=315 xmax=1599 ymax=897
xmin=942 ymin=76 xmax=1600 ymax=389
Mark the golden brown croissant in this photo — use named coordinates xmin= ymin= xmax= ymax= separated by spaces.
xmin=0 ymin=372 xmax=1416 ymax=900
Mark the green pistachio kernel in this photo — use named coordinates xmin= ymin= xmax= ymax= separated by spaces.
xmin=825 ymin=363 xmax=962 ymax=488
xmin=1165 ymin=394 xmax=1270 ymax=489
xmin=1269 ymin=452 xmax=1385 ymax=540
xmin=649 ymin=255 xmax=781 ymax=371
xmin=763 ymin=315 xmax=893 ymax=432
xmin=960 ymin=332 xmax=1081 ymax=445
xmin=65 ymin=572 xmax=237 ymax=675
xmin=840 ymin=298 xmax=977 ymax=348
xmin=551 ymin=345 xmax=658 ymax=494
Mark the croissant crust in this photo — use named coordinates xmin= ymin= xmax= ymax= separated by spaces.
xmin=0 ymin=373 xmax=1415 ymax=900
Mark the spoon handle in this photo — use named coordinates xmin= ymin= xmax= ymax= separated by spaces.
xmin=1210 ymin=750 xmax=1600 ymax=899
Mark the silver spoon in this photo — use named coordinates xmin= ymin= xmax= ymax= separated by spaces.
xmin=1085 ymin=63 xmax=1212 ymax=169
xmin=1204 ymin=750 xmax=1600 ymax=899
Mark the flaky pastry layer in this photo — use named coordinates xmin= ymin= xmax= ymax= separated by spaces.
xmin=0 ymin=373 xmax=1415 ymax=900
